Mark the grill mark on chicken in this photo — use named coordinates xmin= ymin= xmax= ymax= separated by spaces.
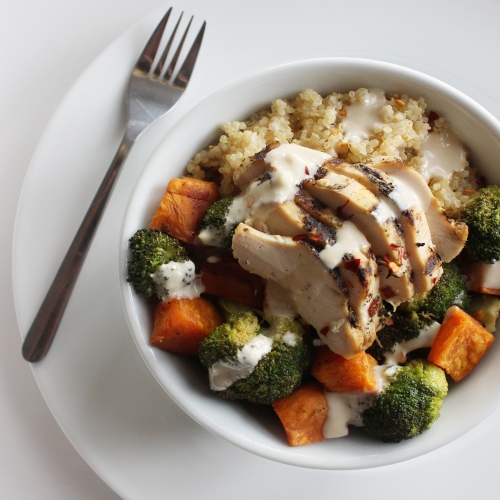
xmin=402 ymin=209 xmax=415 ymax=227
xmin=425 ymin=253 xmax=440 ymax=275
xmin=352 ymin=163 xmax=395 ymax=196
xmin=249 ymin=141 xmax=280 ymax=164
xmin=303 ymin=215 xmax=336 ymax=245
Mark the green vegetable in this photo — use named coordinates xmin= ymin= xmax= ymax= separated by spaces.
xmin=398 ymin=261 xmax=470 ymax=322
xmin=459 ymin=185 xmax=500 ymax=263
xmin=199 ymin=312 xmax=313 ymax=404
xmin=199 ymin=197 xmax=237 ymax=249
xmin=366 ymin=312 xmax=434 ymax=364
xmin=362 ymin=359 xmax=448 ymax=443
xmin=367 ymin=262 xmax=469 ymax=363
xmin=127 ymin=228 xmax=188 ymax=301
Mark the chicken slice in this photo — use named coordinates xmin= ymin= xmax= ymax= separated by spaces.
xmin=232 ymin=224 xmax=369 ymax=358
xmin=233 ymin=141 xmax=281 ymax=190
xmin=255 ymin=201 xmax=380 ymax=345
xmin=302 ymin=162 xmax=414 ymax=306
xmin=368 ymin=157 xmax=468 ymax=262
xmin=330 ymin=161 xmax=443 ymax=294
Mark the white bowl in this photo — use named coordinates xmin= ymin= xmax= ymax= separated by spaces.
xmin=120 ymin=58 xmax=500 ymax=469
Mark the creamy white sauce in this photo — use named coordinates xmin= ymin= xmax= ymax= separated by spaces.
xmin=151 ymin=260 xmax=204 ymax=302
xmin=281 ymin=332 xmax=297 ymax=346
xmin=244 ymin=144 xmax=331 ymax=218
xmin=209 ymin=334 xmax=273 ymax=391
xmin=386 ymin=175 xmax=423 ymax=213
xmin=322 ymin=392 xmax=375 ymax=438
xmin=371 ymin=197 xmax=397 ymax=224
xmin=198 ymin=196 xmax=247 ymax=247
xmin=341 ymin=89 xmax=387 ymax=142
xmin=383 ymin=321 xmax=441 ymax=365
xmin=471 ymin=260 xmax=500 ymax=290
xmin=419 ymin=129 xmax=468 ymax=181
xmin=380 ymin=166 xmax=433 ymax=212
xmin=319 ymin=221 xmax=370 ymax=270
xmin=373 ymin=364 xmax=401 ymax=393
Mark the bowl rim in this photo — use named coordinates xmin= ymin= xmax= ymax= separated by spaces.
xmin=120 ymin=56 xmax=500 ymax=470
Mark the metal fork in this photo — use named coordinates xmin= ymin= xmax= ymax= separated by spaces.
xmin=22 ymin=8 xmax=206 ymax=362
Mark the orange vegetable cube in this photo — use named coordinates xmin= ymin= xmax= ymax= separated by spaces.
xmin=150 ymin=297 xmax=224 ymax=356
xmin=311 ymin=345 xmax=378 ymax=393
xmin=201 ymin=256 xmax=265 ymax=308
xmin=272 ymin=382 xmax=328 ymax=447
xmin=428 ymin=305 xmax=494 ymax=382
xmin=150 ymin=177 xmax=220 ymax=244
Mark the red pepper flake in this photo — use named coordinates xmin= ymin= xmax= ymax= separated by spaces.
xmin=397 ymin=247 xmax=403 ymax=265
xmin=308 ymin=233 xmax=324 ymax=242
xmin=381 ymin=287 xmax=396 ymax=299
xmin=343 ymin=258 xmax=361 ymax=273
xmin=368 ymin=299 xmax=379 ymax=317
xmin=344 ymin=281 xmax=354 ymax=289
xmin=403 ymin=251 xmax=409 ymax=260
xmin=432 ymin=276 xmax=439 ymax=285
xmin=305 ymin=166 xmax=310 ymax=175
xmin=292 ymin=234 xmax=307 ymax=241
xmin=384 ymin=317 xmax=394 ymax=326
xmin=428 ymin=110 xmax=440 ymax=122
xmin=320 ymin=326 xmax=329 ymax=335
xmin=339 ymin=109 xmax=347 ymax=116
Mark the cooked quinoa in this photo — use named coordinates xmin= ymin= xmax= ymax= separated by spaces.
xmin=186 ymin=88 xmax=478 ymax=218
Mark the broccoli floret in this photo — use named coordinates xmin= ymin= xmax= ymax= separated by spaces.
xmin=127 ymin=228 xmax=188 ymax=301
xmin=362 ymin=359 xmax=448 ymax=443
xmin=199 ymin=197 xmax=238 ymax=249
xmin=459 ymin=185 xmax=500 ymax=263
xmin=366 ymin=312 xmax=434 ymax=364
xmin=199 ymin=312 xmax=313 ymax=404
xmin=367 ymin=262 xmax=469 ymax=363
xmin=398 ymin=261 xmax=470 ymax=322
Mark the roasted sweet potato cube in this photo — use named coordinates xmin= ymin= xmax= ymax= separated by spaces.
xmin=201 ymin=256 xmax=265 ymax=308
xmin=166 ymin=177 xmax=221 ymax=200
xmin=272 ymin=382 xmax=328 ymax=447
xmin=150 ymin=297 xmax=224 ymax=356
xmin=311 ymin=345 xmax=378 ymax=393
xmin=150 ymin=177 xmax=220 ymax=244
xmin=428 ymin=305 xmax=495 ymax=381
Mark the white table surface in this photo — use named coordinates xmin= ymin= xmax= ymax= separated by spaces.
xmin=3 ymin=1 xmax=500 ymax=498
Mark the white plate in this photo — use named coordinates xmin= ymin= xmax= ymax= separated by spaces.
xmin=12 ymin=3 xmax=500 ymax=499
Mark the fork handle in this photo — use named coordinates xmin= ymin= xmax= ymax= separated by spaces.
xmin=22 ymin=130 xmax=137 ymax=362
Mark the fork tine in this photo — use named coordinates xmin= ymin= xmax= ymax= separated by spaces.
xmin=163 ymin=16 xmax=193 ymax=84
xmin=152 ymin=12 xmax=183 ymax=80
xmin=172 ymin=21 xmax=206 ymax=90
xmin=134 ymin=7 xmax=172 ymax=76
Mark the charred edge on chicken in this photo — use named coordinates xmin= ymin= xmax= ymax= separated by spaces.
xmin=303 ymin=215 xmax=337 ymax=245
xmin=352 ymin=163 xmax=395 ymax=196
xmin=424 ymin=253 xmax=441 ymax=276
xmin=248 ymin=141 xmax=280 ymax=164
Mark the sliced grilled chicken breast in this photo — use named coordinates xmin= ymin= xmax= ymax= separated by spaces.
xmin=257 ymin=200 xmax=380 ymax=345
xmin=232 ymin=224 xmax=370 ymax=358
xmin=233 ymin=141 xmax=281 ymax=190
xmin=303 ymin=162 xmax=414 ymax=306
xmin=369 ymin=157 xmax=468 ymax=262
xmin=330 ymin=161 xmax=443 ymax=294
